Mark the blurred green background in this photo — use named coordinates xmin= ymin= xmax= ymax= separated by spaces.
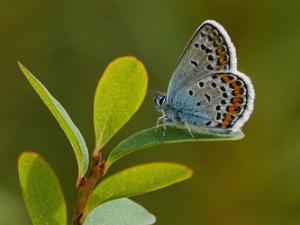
xmin=1 ymin=0 xmax=300 ymax=224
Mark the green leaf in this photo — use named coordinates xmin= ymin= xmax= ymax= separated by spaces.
xmin=83 ymin=198 xmax=156 ymax=225
xmin=18 ymin=152 xmax=67 ymax=225
xmin=85 ymin=162 xmax=193 ymax=214
xmin=105 ymin=125 xmax=244 ymax=170
xmin=18 ymin=62 xmax=89 ymax=181
xmin=94 ymin=56 xmax=148 ymax=149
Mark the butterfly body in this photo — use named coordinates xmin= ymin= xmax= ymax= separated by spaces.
xmin=154 ymin=20 xmax=254 ymax=134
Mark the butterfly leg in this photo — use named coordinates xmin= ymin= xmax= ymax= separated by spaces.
xmin=184 ymin=122 xmax=194 ymax=138
xmin=163 ymin=121 xmax=168 ymax=136
xmin=155 ymin=116 xmax=167 ymax=136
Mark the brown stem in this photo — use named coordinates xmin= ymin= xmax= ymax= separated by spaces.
xmin=72 ymin=149 xmax=105 ymax=225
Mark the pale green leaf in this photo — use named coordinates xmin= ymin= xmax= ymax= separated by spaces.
xmin=94 ymin=56 xmax=148 ymax=149
xmin=18 ymin=62 xmax=89 ymax=180
xmin=105 ymin=125 xmax=244 ymax=170
xmin=85 ymin=162 xmax=193 ymax=214
xmin=18 ymin=152 xmax=67 ymax=225
xmin=83 ymin=198 xmax=156 ymax=225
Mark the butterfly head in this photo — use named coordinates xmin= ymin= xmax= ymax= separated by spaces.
xmin=153 ymin=92 xmax=166 ymax=112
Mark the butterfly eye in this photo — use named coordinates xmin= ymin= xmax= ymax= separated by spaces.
xmin=159 ymin=96 xmax=165 ymax=105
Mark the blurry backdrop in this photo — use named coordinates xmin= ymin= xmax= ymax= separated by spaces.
xmin=1 ymin=0 xmax=300 ymax=224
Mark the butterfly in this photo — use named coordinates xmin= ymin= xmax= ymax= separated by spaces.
xmin=154 ymin=20 xmax=255 ymax=135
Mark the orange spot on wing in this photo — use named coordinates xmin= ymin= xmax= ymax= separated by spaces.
xmin=219 ymin=56 xmax=226 ymax=65
xmin=221 ymin=75 xmax=230 ymax=83
xmin=222 ymin=113 xmax=232 ymax=128
xmin=220 ymin=76 xmax=246 ymax=128
xmin=216 ymin=47 xmax=223 ymax=55
xmin=232 ymin=89 xmax=241 ymax=98
xmin=230 ymin=81 xmax=239 ymax=89
xmin=228 ymin=105 xmax=235 ymax=113
xmin=231 ymin=98 xmax=241 ymax=105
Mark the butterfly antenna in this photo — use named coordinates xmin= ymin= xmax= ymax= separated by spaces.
xmin=148 ymin=90 xmax=158 ymax=96
xmin=148 ymin=90 xmax=166 ymax=98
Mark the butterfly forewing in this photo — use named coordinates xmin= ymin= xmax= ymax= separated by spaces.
xmin=166 ymin=20 xmax=237 ymax=103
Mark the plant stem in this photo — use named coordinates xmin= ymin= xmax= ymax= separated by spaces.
xmin=73 ymin=149 xmax=104 ymax=225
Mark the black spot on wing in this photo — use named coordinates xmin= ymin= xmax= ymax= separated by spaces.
xmin=207 ymin=64 xmax=213 ymax=70
xmin=205 ymin=94 xmax=211 ymax=102
xmin=216 ymin=113 xmax=221 ymax=120
xmin=190 ymin=60 xmax=198 ymax=67
xmin=206 ymin=121 xmax=212 ymax=126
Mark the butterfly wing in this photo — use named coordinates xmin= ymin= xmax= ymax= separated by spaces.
xmin=171 ymin=72 xmax=255 ymax=131
xmin=166 ymin=20 xmax=237 ymax=103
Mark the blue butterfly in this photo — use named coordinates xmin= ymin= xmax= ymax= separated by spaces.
xmin=154 ymin=20 xmax=255 ymax=135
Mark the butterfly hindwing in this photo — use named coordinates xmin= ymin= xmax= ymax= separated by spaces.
xmin=166 ymin=20 xmax=237 ymax=103
xmin=171 ymin=72 xmax=254 ymax=131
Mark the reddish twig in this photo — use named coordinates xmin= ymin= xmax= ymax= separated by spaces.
xmin=73 ymin=149 xmax=105 ymax=225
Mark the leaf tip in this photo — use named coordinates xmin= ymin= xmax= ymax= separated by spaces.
xmin=170 ymin=162 xmax=194 ymax=179
xmin=18 ymin=151 xmax=38 ymax=163
xmin=18 ymin=152 xmax=51 ymax=170
xmin=111 ymin=55 xmax=148 ymax=81
xmin=17 ymin=61 xmax=28 ymax=72
xmin=94 ymin=56 xmax=148 ymax=148
xmin=114 ymin=55 xmax=139 ymax=62
xmin=18 ymin=151 xmax=67 ymax=225
xmin=17 ymin=62 xmax=33 ymax=80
